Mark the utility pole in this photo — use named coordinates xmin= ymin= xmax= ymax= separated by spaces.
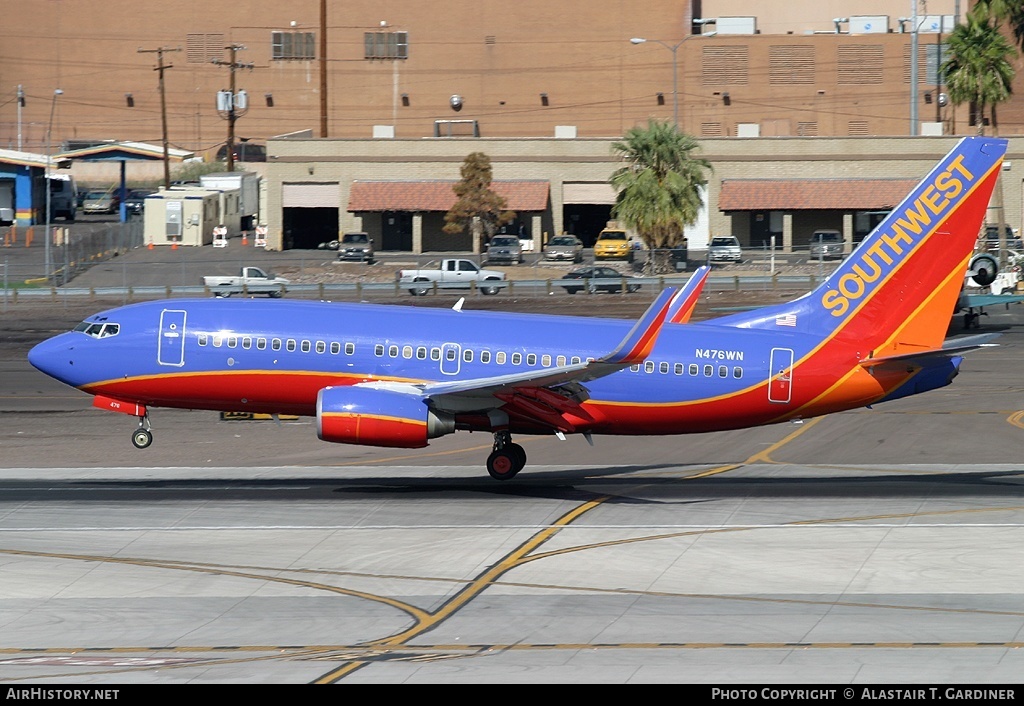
xmin=16 ymin=85 xmax=24 ymax=151
xmin=320 ymin=0 xmax=328 ymax=137
xmin=213 ymin=45 xmax=253 ymax=172
xmin=138 ymin=46 xmax=181 ymax=189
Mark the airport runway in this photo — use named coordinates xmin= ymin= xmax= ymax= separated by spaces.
xmin=1 ymin=298 xmax=1024 ymax=684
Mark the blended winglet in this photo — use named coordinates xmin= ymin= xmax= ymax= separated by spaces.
xmin=601 ymin=287 xmax=679 ymax=365
xmin=666 ymin=265 xmax=710 ymax=324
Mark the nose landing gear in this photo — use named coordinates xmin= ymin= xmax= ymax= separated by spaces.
xmin=486 ymin=430 xmax=526 ymax=480
xmin=131 ymin=414 xmax=153 ymax=449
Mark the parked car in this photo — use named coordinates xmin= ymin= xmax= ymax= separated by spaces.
xmin=560 ymin=265 xmax=641 ymax=294
xmin=707 ymin=235 xmax=742 ymax=264
xmin=543 ymin=234 xmax=584 ymax=263
xmin=336 ymin=232 xmax=375 ymax=263
xmin=594 ymin=228 xmax=634 ymax=262
xmin=81 ymin=188 xmax=121 ymax=215
xmin=124 ymin=188 xmax=156 ymax=215
xmin=809 ymin=229 xmax=844 ymax=260
xmin=486 ymin=235 xmax=524 ymax=264
xmin=215 ymin=143 xmax=267 ymax=162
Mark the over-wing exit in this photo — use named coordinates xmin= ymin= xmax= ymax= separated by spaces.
xmin=29 ymin=137 xmax=1007 ymax=480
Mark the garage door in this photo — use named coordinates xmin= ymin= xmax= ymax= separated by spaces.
xmin=562 ymin=182 xmax=616 ymax=205
xmin=282 ymin=183 xmax=339 ymax=208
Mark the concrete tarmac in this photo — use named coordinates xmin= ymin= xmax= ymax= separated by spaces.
xmin=1 ymin=258 xmax=1023 ymax=684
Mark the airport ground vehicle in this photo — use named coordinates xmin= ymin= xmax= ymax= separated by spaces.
xmin=396 ymin=258 xmax=505 ymax=296
xmin=809 ymin=229 xmax=844 ymax=260
xmin=707 ymin=235 xmax=742 ymax=263
xmin=560 ymin=265 xmax=641 ymax=294
xmin=485 ymin=235 xmax=524 ymax=264
xmin=336 ymin=232 xmax=375 ymax=263
xmin=202 ymin=266 xmax=289 ymax=298
xmin=594 ymin=229 xmax=634 ymax=262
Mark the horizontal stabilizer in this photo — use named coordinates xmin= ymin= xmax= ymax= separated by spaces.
xmin=860 ymin=333 xmax=999 ymax=370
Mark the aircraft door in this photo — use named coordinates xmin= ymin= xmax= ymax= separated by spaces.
xmin=767 ymin=347 xmax=794 ymax=403
xmin=440 ymin=342 xmax=461 ymax=375
xmin=158 ymin=309 xmax=187 ymax=367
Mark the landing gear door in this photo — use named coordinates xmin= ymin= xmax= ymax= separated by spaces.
xmin=158 ymin=309 xmax=187 ymax=367
xmin=768 ymin=347 xmax=794 ymax=404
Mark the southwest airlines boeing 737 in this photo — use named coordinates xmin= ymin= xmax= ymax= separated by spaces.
xmin=29 ymin=136 xmax=1008 ymax=480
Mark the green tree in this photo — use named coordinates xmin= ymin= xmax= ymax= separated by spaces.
xmin=443 ymin=152 xmax=516 ymax=249
xmin=942 ymin=6 xmax=1016 ymax=135
xmin=609 ymin=119 xmax=711 ymax=273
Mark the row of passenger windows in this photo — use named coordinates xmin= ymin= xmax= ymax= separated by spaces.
xmin=632 ymin=361 xmax=743 ymax=379
xmin=194 ymin=333 xmax=742 ymax=379
xmin=196 ymin=333 xmax=356 ymax=356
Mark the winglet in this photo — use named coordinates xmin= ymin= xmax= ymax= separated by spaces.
xmin=666 ymin=265 xmax=710 ymax=324
xmin=601 ymin=287 xmax=678 ymax=365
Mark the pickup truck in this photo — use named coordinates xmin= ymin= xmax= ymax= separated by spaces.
xmin=202 ymin=266 xmax=289 ymax=298
xmin=396 ymin=258 xmax=506 ymax=296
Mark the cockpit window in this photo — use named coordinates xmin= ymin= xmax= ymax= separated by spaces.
xmin=74 ymin=321 xmax=119 ymax=338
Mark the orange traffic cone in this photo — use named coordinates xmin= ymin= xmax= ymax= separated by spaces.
xmin=242 ymin=231 xmax=248 ymax=246
xmin=171 ymin=242 xmax=178 ymax=250
xmin=148 ymin=242 xmax=154 ymax=249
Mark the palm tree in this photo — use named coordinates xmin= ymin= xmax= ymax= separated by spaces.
xmin=609 ymin=119 xmax=711 ymax=273
xmin=942 ymin=6 xmax=1015 ymax=135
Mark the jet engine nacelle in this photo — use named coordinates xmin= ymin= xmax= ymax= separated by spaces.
xmin=968 ymin=253 xmax=998 ymax=287
xmin=316 ymin=386 xmax=455 ymax=448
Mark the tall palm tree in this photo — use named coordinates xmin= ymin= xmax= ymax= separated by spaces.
xmin=609 ymin=119 xmax=711 ymax=273
xmin=942 ymin=6 xmax=1015 ymax=135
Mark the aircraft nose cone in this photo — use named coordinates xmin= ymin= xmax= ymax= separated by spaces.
xmin=28 ymin=334 xmax=77 ymax=384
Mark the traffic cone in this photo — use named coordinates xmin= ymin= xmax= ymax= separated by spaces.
xmin=171 ymin=242 xmax=178 ymax=250
xmin=148 ymin=242 xmax=154 ymax=250
xmin=242 ymin=231 xmax=248 ymax=246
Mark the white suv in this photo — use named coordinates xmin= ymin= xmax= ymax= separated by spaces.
xmin=708 ymin=236 xmax=742 ymax=263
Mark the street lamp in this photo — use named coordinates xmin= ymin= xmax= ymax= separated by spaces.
xmin=44 ymin=88 xmax=63 ymax=285
xmin=630 ymin=33 xmax=714 ymax=130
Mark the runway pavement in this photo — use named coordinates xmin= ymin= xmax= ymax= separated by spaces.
xmin=1 ymin=277 xmax=1023 ymax=684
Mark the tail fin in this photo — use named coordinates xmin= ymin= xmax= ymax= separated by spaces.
xmin=712 ymin=136 xmax=1007 ymax=355
xmin=666 ymin=265 xmax=710 ymax=324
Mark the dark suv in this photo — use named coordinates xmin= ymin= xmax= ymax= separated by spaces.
xmin=336 ymin=232 xmax=374 ymax=263
xmin=809 ymin=229 xmax=844 ymax=260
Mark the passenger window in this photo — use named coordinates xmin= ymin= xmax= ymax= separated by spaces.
xmin=345 ymin=342 xmax=355 ymax=355
xmin=527 ymin=353 xmax=537 ymax=366
xmin=257 ymin=338 xmax=267 ymax=350
xmin=571 ymin=356 xmax=581 ymax=365
xmin=316 ymin=341 xmax=326 ymax=354
xmin=496 ymin=351 xmax=507 ymax=364
xmin=389 ymin=345 xmax=398 ymax=357
xmin=719 ymin=365 xmax=727 ymax=377
xmin=644 ymin=361 xmax=655 ymax=373
xmin=630 ymin=363 xmax=640 ymax=372
xmin=446 ymin=348 xmax=457 ymax=361
xmin=301 ymin=340 xmax=311 ymax=353
xmin=287 ymin=339 xmax=296 ymax=352
xmin=431 ymin=348 xmax=441 ymax=360
xmin=511 ymin=352 xmax=522 ymax=365
xmin=330 ymin=342 xmax=340 ymax=354
xmin=213 ymin=336 xmax=223 ymax=348
xmin=733 ymin=367 xmax=743 ymax=378
xmin=403 ymin=345 xmax=413 ymax=359
xmin=541 ymin=354 xmax=551 ymax=367
xmin=272 ymin=338 xmax=282 ymax=351
xmin=463 ymin=349 xmax=473 ymax=362
xmin=227 ymin=336 xmax=237 ymax=348
xmin=198 ymin=333 xmax=208 ymax=346
xmin=703 ymin=364 xmax=713 ymax=377
xmin=556 ymin=355 xmax=566 ymax=366
xmin=242 ymin=336 xmax=252 ymax=349
xmin=674 ymin=363 xmax=683 ymax=375
xmin=689 ymin=364 xmax=698 ymax=376
xmin=417 ymin=346 xmax=427 ymax=359
xmin=659 ymin=361 xmax=669 ymax=374
xmin=480 ymin=350 xmax=490 ymax=364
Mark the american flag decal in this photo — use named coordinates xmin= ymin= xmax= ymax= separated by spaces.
xmin=775 ymin=313 xmax=797 ymax=327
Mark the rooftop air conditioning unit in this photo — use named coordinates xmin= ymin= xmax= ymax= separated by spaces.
xmin=849 ymin=16 xmax=889 ymax=34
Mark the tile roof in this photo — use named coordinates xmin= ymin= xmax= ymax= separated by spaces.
xmin=348 ymin=180 xmax=549 ymax=212
xmin=719 ymin=178 xmax=919 ymax=211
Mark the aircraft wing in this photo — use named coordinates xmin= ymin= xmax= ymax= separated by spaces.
xmin=958 ymin=292 xmax=1024 ymax=309
xmin=354 ymin=287 xmax=682 ymax=421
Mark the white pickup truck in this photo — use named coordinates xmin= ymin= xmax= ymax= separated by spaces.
xmin=396 ymin=258 xmax=506 ymax=296
xmin=202 ymin=266 xmax=289 ymax=298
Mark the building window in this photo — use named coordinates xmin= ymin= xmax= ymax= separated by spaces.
xmin=272 ymin=31 xmax=315 ymax=61
xmin=365 ymin=31 xmax=408 ymax=60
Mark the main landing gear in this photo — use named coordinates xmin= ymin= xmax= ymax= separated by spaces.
xmin=131 ymin=414 xmax=153 ymax=449
xmin=487 ymin=430 xmax=526 ymax=480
